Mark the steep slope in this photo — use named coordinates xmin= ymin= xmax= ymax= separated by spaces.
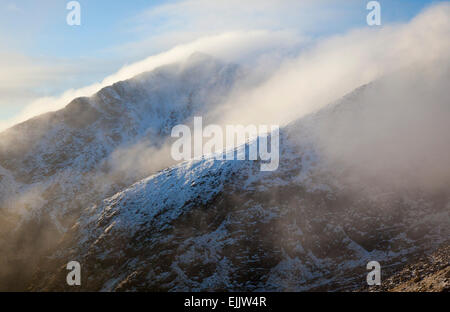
xmin=0 ymin=53 xmax=243 ymax=290
xmin=32 ymin=65 xmax=450 ymax=291
xmin=0 ymin=53 xmax=241 ymax=217
xmin=379 ymin=242 xmax=449 ymax=292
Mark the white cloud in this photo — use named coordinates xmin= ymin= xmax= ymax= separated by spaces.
xmin=111 ymin=0 xmax=361 ymax=60
xmin=0 ymin=30 xmax=302 ymax=130
xmin=0 ymin=52 xmax=118 ymax=127
xmin=6 ymin=3 xmax=21 ymax=12
xmin=1 ymin=1 xmax=448 ymax=133
xmin=136 ymin=0 xmax=359 ymax=33
xmin=207 ymin=3 xmax=450 ymax=128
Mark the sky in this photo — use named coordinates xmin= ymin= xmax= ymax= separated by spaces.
xmin=0 ymin=0 xmax=446 ymax=129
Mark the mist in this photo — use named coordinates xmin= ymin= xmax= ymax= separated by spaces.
xmin=0 ymin=30 xmax=301 ymax=131
xmin=308 ymin=61 xmax=450 ymax=193
xmin=207 ymin=3 xmax=450 ymax=129
xmin=0 ymin=2 xmax=449 ymax=291
xmin=14 ymin=2 xmax=449 ymax=193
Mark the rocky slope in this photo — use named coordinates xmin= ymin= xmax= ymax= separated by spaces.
xmin=0 ymin=53 xmax=243 ymax=290
xmin=30 ymin=67 xmax=450 ymax=291
xmin=385 ymin=243 xmax=449 ymax=292
xmin=1 ymin=53 xmax=449 ymax=291
xmin=361 ymin=241 xmax=449 ymax=292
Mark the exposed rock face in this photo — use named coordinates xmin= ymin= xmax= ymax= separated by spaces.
xmin=362 ymin=242 xmax=449 ymax=292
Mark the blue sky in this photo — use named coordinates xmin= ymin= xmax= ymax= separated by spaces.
xmin=2 ymin=0 xmax=442 ymax=58
xmin=0 ymin=0 xmax=446 ymax=125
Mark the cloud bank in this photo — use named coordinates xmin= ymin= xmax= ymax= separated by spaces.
xmin=1 ymin=2 xmax=449 ymax=138
xmin=207 ymin=3 xmax=450 ymax=128
xmin=0 ymin=30 xmax=301 ymax=131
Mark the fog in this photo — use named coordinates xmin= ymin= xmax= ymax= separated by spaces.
xmin=0 ymin=2 xmax=449 ymax=291
xmin=207 ymin=3 xmax=450 ymax=128
xmin=0 ymin=30 xmax=301 ymax=131
xmin=309 ymin=61 xmax=450 ymax=193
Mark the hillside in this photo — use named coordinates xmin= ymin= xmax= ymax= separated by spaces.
xmin=30 ymin=66 xmax=450 ymax=291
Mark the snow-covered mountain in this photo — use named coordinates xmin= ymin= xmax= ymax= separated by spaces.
xmin=29 ymin=66 xmax=450 ymax=291
xmin=1 ymin=53 xmax=448 ymax=291
xmin=0 ymin=53 xmax=243 ymax=290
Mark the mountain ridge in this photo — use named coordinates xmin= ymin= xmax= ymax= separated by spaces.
xmin=30 ymin=67 xmax=450 ymax=291
xmin=0 ymin=54 xmax=243 ymax=290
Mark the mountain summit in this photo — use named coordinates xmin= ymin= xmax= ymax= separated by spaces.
xmin=0 ymin=54 xmax=242 ymax=290
xmin=30 ymin=63 xmax=450 ymax=291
